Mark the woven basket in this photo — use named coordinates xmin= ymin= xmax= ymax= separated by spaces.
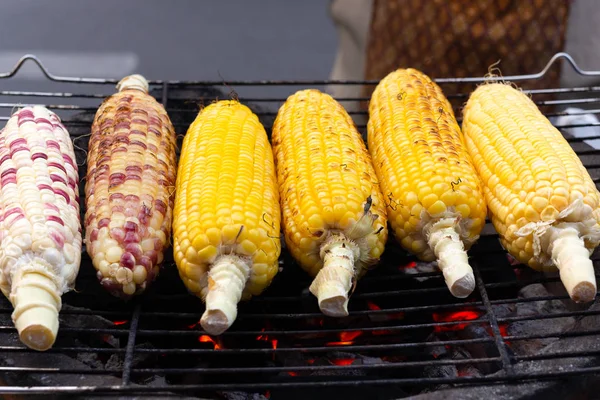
xmin=362 ymin=0 xmax=571 ymax=111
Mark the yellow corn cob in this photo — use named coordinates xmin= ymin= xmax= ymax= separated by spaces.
xmin=85 ymin=75 xmax=177 ymax=298
xmin=173 ymin=100 xmax=281 ymax=335
xmin=462 ymin=82 xmax=600 ymax=303
xmin=0 ymin=106 xmax=81 ymax=351
xmin=272 ymin=89 xmax=388 ymax=317
xmin=367 ymin=68 xmax=487 ymax=298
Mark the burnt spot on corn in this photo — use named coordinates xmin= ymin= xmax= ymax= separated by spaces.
xmin=363 ymin=195 xmax=373 ymax=213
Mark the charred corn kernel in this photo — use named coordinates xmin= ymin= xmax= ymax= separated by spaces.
xmin=173 ymin=100 xmax=281 ymax=335
xmin=0 ymin=106 xmax=82 ymax=351
xmin=462 ymin=82 xmax=600 ymax=303
xmin=272 ymin=89 xmax=388 ymax=317
xmin=84 ymin=74 xmax=177 ymax=298
xmin=367 ymin=68 xmax=487 ymax=298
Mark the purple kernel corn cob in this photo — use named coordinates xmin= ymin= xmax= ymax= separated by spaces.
xmin=84 ymin=74 xmax=177 ymax=298
xmin=0 ymin=106 xmax=82 ymax=351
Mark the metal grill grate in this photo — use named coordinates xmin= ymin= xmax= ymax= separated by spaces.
xmin=0 ymin=53 xmax=600 ymax=398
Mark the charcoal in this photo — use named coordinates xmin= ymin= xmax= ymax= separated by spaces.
xmin=59 ymin=304 xmax=114 ymax=329
xmin=426 ymin=332 xmax=449 ymax=360
xmin=406 ymin=301 xmax=600 ymax=400
xmin=423 ymin=363 xmax=457 ymax=379
xmin=357 ymin=355 xmax=388 ymax=365
xmin=327 ymin=351 xmax=357 ymax=360
xmin=456 ymin=365 xmax=482 ymax=378
xmin=58 ymin=304 xmax=122 ymax=349
xmin=0 ymin=311 xmax=123 ymax=390
xmin=505 ymin=284 xmax=576 ymax=356
xmin=75 ymin=351 xmax=104 ymax=369
xmin=104 ymin=353 xmax=123 ymax=371
xmin=131 ymin=342 xmax=159 ymax=368
xmin=218 ymin=392 xmax=269 ymax=400
xmin=458 ymin=324 xmax=503 ymax=374
xmin=399 ymin=261 xmax=439 ymax=282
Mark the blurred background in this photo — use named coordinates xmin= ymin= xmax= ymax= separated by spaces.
xmin=0 ymin=0 xmax=336 ymax=97
xmin=0 ymin=0 xmax=599 ymax=109
xmin=1 ymin=0 xmax=598 ymax=85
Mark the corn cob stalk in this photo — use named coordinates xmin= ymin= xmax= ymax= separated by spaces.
xmin=173 ymin=100 xmax=281 ymax=335
xmin=85 ymin=75 xmax=177 ymax=298
xmin=272 ymin=89 xmax=388 ymax=317
xmin=367 ymin=69 xmax=487 ymax=298
xmin=0 ymin=106 xmax=82 ymax=351
xmin=462 ymin=83 xmax=600 ymax=303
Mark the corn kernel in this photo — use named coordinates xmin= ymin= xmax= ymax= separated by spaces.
xmin=197 ymin=245 xmax=218 ymax=262
xmin=427 ymin=200 xmax=446 ymax=216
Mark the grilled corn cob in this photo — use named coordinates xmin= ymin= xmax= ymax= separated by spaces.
xmin=272 ymin=89 xmax=388 ymax=317
xmin=0 ymin=106 xmax=81 ymax=351
xmin=367 ymin=69 xmax=487 ymax=298
xmin=85 ymin=75 xmax=177 ymax=298
xmin=173 ymin=100 xmax=281 ymax=335
xmin=462 ymin=83 xmax=600 ymax=303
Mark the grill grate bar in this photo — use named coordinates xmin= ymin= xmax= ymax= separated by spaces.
xmin=136 ymin=301 xmax=484 ymax=319
xmin=0 ymin=304 xmax=593 ymax=337
xmin=0 ymin=90 xmax=109 ymax=98
xmin=0 ymin=346 xmax=125 ymax=353
xmin=3 ymin=366 xmax=600 ymax=394
xmin=1 ymin=51 xmax=600 ymax=395
xmin=120 ymin=303 xmax=142 ymax=386
xmin=130 ymin=357 xmax=502 ymax=375
xmin=106 ymin=327 xmax=600 ymax=354
xmin=1 ymin=306 xmax=594 ymax=337
xmin=497 ymin=309 xmax=600 ymax=324
xmin=0 ymin=348 xmax=598 ymax=376
xmin=0 ymin=287 xmax=595 ymax=321
xmin=134 ymin=337 xmax=496 ymax=354
xmin=473 ymin=262 xmax=515 ymax=375
xmin=505 ymin=328 xmax=600 ymax=341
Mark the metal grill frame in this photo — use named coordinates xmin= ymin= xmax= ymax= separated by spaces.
xmin=0 ymin=52 xmax=599 ymax=397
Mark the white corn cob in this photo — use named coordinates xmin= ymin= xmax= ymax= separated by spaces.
xmin=0 ymin=106 xmax=82 ymax=351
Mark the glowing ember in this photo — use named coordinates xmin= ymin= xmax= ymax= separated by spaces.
xmin=327 ymin=341 xmax=353 ymax=346
xmin=400 ymin=261 xmax=417 ymax=270
xmin=187 ymin=322 xmax=199 ymax=329
xmin=432 ymin=310 xmax=483 ymax=332
xmin=198 ymin=335 xmax=221 ymax=350
xmin=491 ymin=324 xmax=511 ymax=345
xmin=367 ymin=301 xmax=381 ymax=311
xmin=341 ymin=331 xmax=361 ymax=341
xmin=112 ymin=320 xmax=128 ymax=326
xmin=288 ymin=371 xmax=298 ymax=377
xmin=327 ymin=330 xmax=362 ymax=346
xmin=331 ymin=358 xmax=355 ymax=366
xmin=498 ymin=324 xmax=508 ymax=337
xmin=257 ymin=329 xmax=278 ymax=350
xmin=265 ymin=390 xmax=271 ymax=399
xmin=389 ymin=312 xmax=405 ymax=320
xmin=372 ymin=329 xmax=393 ymax=336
